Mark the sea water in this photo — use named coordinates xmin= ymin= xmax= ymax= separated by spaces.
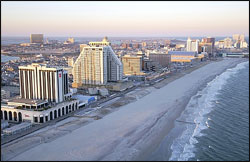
xmin=168 ymin=61 xmax=249 ymax=161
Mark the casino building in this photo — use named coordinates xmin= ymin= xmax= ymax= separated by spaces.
xmin=1 ymin=63 xmax=79 ymax=123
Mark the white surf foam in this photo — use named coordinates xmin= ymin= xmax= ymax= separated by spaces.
xmin=169 ymin=61 xmax=249 ymax=161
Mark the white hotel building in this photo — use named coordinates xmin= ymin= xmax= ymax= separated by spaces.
xmin=1 ymin=64 xmax=79 ymax=123
xmin=186 ymin=37 xmax=199 ymax=52
xmin=19 ymin=63 xmax=71 ymax=103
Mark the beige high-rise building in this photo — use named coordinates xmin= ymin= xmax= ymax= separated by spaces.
xmin=30 ymin=34 xmax=43 ymax=43
xmin=72 ymin=37 xmax=123 ymax=87
xmin=233 ymin=34 xmax=245 ymax=42
xmin=122 ymin=55 xmax=144 ymax=76
xmin=239 ymin=35 xmax=245 ymax=42
xmin=80 ymin=44 xmax=89 ymax=53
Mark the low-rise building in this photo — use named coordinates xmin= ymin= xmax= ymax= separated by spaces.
xmin=148 ymin=53 xmax=171 ymax=69
xmin=168 ymin=51 xmax=199 ymax=63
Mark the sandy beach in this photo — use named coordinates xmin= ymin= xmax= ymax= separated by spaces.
xmin=2 ymin=58 xmax=248 ymax=161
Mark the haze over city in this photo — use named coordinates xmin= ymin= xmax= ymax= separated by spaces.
xmin=1 ymin=1 xmax=249 ymax=37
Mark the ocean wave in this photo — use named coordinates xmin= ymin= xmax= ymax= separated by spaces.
xmin=169 ymin=61 xmax=249 ymax=161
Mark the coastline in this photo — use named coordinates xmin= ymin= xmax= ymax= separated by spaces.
xmin=133 ymin=58 xmax=249 ymax=161
xmin=2 ymin=58 xmax=248 ymax=161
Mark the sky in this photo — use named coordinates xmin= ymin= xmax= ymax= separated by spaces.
xmin=1 ymin=1 xmax=249 ymax=37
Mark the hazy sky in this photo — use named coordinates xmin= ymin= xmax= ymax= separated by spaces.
xmin=1 ymin=1 xmax=249 ymax=37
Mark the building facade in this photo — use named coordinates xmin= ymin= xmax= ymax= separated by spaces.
xmin=148 ymin=53 xmax=171 ymax=69
xmin=122 ymin=55 xmax=144 ymax=76
xmin=72 ymin=37 xmax=123 ymax=87
xmin=30 ymin=34 xmax=43 ymax=44
xmin=19 ymin=63 xmax=71 ymax=103
xmin=233 ymin=34 xmax=244 ymax=42
xmin=224 ymin=37 xmax=233 ymax=48
xmin=186 ymin=37 xmax=199 ymax=52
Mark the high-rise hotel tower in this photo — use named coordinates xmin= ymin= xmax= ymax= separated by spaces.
xmin=19 ymin=63 xmax=71 ymax=103
xmin=72 ymin=37 xmax=123 ymax=87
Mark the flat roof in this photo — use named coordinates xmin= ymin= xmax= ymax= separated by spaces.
xmin=168 ymin=51 xmax=197 ymax=56
xmin=72 ymin=95 xmax=96 ymax=103
xmin=8 ymin=98 xmax=47 ymax=105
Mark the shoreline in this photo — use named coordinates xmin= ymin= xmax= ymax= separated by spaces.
xmin=133 ymin=58 xmax=248 ymax=161
xmin=2 ymin=58 xmax=249 ymax=161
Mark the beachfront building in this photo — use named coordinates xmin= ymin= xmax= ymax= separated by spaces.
xmin=1 ymin=63 xmax=79 ymax=124
xmin=168 ymin=51 xmax=202 ymax=63
xmin=72 ymin=37 xmax=123 ymax=87
xmin=122 ymin=55 xmax=145 ymax=76
xmin=1 ymin=99 xmax=79 ymax=123
xmin=18 ymin=63 xmax=71 ymax=103
xmin=148 ymin=53 xmax=171 ymax=69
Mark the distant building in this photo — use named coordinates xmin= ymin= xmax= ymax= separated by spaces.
xmin=30 ymin=34 xmax=43 ymax=44
xmin=198 ymin=42 xmax=213 ymax=55
xmin=122 ymin=43 xmax=128 ymax=49
xmin=148 ymin=53 xmax=171 ymax=69
xmin=165 ymin=40 xmax=171 ymax=46
xmin=240 ymin=41 xmax=248 ymax=48
xmin=133 ymin=43 xmax=141 ymax=49
xmin=122 ymin=55 xmax=144 ymax=76
xmin=234 ymin=40 xmax=241 ymax=49
xmin=202 ymin=37 xmax=215 ymax=52
xmin=186 ymin=37 xmax=199 ymax=52
xmin=224 ymin=37 xmax=233 ymax=48
xmin=233 ymin=34 xmax=244 ymax=42
xmin=168 ymin=51 xmax=198 ymax=63
xmin=68 ymin=37 xmax=74 ymax=44
xmin=142 ymin=42 xmax=147 ymax=47
xmin=232 ymin=34 xmax=248 ymax=49
xmin=72 ymin=37 xmax=123 ymax=87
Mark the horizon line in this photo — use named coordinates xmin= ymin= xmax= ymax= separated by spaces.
xmin=2 ymin=35 xmax=249 ymax=38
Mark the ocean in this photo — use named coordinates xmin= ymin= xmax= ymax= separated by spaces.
xmin=148 ymin=61 xmax=249 ymax=161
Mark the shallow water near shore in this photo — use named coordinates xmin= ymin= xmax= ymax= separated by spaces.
xmin=147 ymin=61 xmax=249 ymax=161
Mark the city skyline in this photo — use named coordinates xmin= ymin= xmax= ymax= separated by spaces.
xmin=1 ymin=1 xmax=249 ymax=37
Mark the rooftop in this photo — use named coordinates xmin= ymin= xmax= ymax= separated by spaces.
xmin=168 ymin=51 xmax=197 ymax=56
xmin=8 ymin=98 xmax=47 ymax=105
xmin=19 ymin=63 xmax=65 ymax=70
